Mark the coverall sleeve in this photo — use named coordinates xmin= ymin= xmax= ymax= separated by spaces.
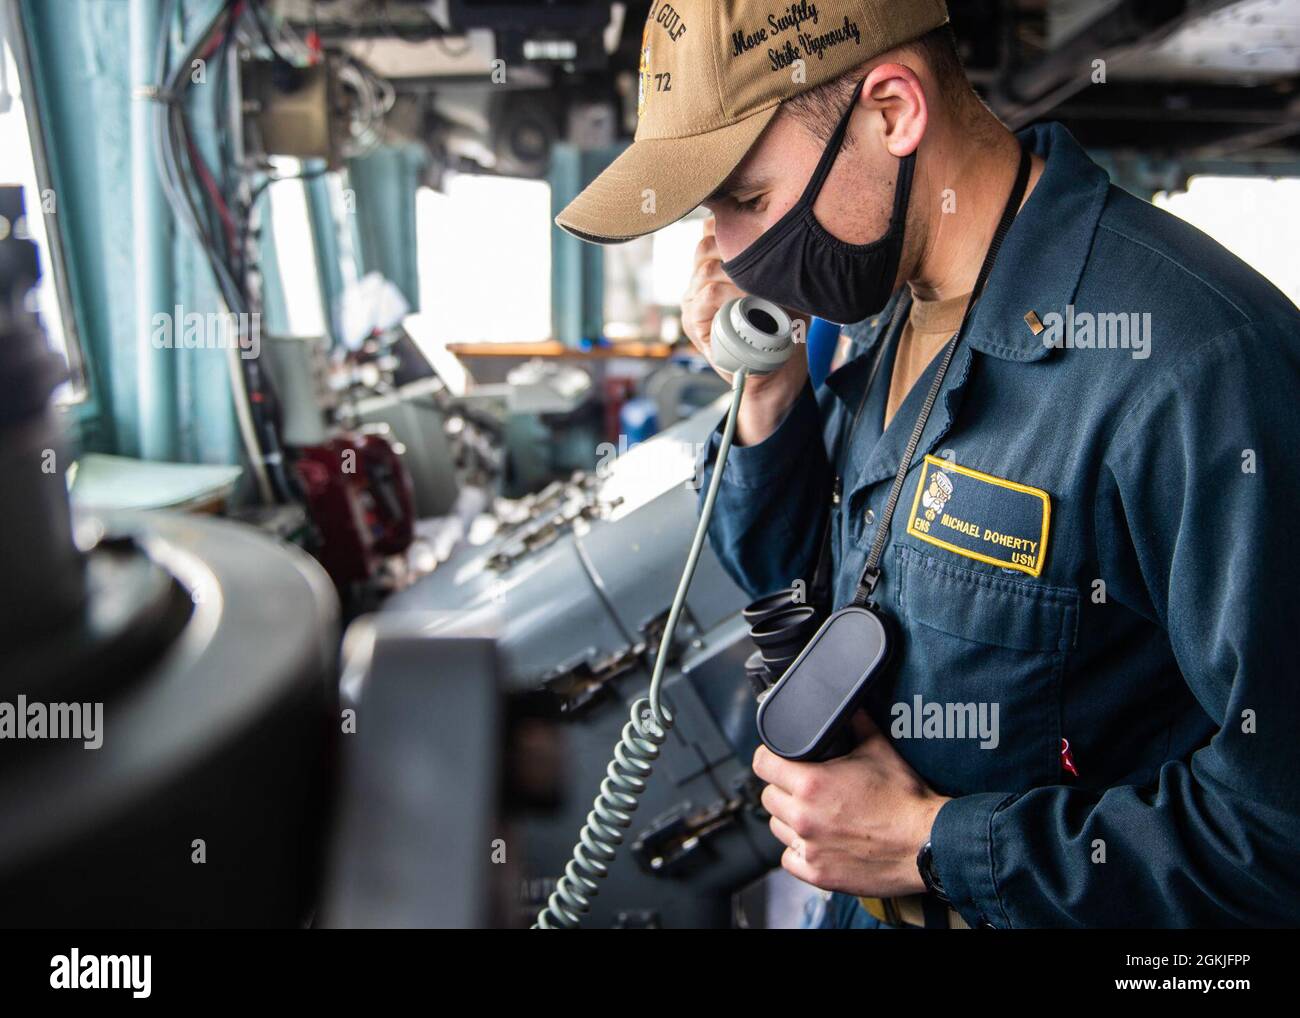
xmin=931 ymin=323 xmax=1300 ymax=928
xmin=697 ymin=379 xmax=833 ymax=601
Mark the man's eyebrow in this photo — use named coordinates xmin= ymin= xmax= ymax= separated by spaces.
xmin=707 ymin=170 xmax=768 ymax=203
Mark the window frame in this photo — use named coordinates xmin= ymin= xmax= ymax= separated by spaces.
xmin=2 ymin=0 xmax=89 ymax=405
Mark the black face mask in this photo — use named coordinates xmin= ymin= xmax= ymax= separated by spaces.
xmin=721 ymin=79 xmax=915 ymax=326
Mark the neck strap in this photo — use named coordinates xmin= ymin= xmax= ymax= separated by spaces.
xmin=852 ymin=143 xmax=1033 ymax=608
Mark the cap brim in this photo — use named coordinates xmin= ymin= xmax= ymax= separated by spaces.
xmin=555 ymin=104 xmax=780 ymax=245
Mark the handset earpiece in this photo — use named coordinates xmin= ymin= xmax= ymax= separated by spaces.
xmin=710 ymin=296 xmax=795 ymax=376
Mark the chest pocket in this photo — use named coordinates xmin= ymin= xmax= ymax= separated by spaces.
xmin=885 ymin=544 xmax=1079 ymax=791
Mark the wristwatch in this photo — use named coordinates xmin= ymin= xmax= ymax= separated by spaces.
xmin=916 ymin=840 xmax=950 ymax=904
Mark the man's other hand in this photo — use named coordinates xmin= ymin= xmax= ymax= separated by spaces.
xmin=752 ymin=711 xmax=951 ymax=898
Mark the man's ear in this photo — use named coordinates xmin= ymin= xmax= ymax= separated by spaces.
xmin=862 ymin=62 xmax=927 ymax=159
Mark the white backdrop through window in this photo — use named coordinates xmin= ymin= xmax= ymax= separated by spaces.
xmin=266 ymin=157 xmax=328 ymax=338
xmin=417 ymin=174 xmax=551 ymax=344
xmin=1156 ymin=176 xmax=1300 ymax=308
xmin=0 ymin=36 xmax=71 ymax=389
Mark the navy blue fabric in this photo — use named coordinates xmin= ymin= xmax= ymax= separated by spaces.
xmin=699 ymin=123 xmax=1300 ymax=928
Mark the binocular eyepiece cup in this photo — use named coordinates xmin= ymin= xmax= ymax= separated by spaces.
xmin=743 ymin=593 xmax=826 ymax=695
xmin=750 ymin=605 xmax=820 ymax=655
xmin=742 ymin=586 xmax=803 ymax=627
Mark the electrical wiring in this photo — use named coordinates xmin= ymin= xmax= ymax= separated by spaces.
xmin=264 ymin=2 xmax=314 ymax=62
xmin=153 ymin=0 xmax=292 ymax=503
xmin=152 ymin=1 xmax=396 ymax=505
xmin=337 ymin=54 xmax=395 ymax=156
xmin=155 ymin=1 xmax=241 ymax=310
xmin=153 ymin=2 xmax=274 ymax=506
xmin=246 ymin=165 xmax=331 ymax=210
xmin=235 ymin=162 xmax=331 ymax=292
xmin=214 ymin=1 xmax=239 ymax=230
xmin=186 ymin=130 xmax=238 ymax=257
xmin=247 ymin=0 xmax=295 ymax=65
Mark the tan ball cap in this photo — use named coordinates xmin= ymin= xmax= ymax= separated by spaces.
xmin=556 ymin=1 xmax=949 ymax=244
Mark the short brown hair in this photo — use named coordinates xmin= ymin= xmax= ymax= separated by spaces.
xmin=782 ymin=24 xmax=971 ymax=146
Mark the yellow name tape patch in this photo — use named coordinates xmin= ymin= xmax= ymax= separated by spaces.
xmin=906 ymin=455 xmax=1051 ymax=577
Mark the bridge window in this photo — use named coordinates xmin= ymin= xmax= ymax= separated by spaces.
xmin=1156 ymin=176 xmax=1300 ymax=308
xmin=0 ymin=29 xmax=83 ymax=401
xmin=416 ymin=173 xmax=552 ymax=344
xmin=266 ymin=157 xmax=328 ymax=338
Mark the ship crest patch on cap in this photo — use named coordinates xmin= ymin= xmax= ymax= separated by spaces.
xmin=637 ymin=18 xmax=652 ymax=119
xmin=638 ymin=3 xmax=689 ymax=121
